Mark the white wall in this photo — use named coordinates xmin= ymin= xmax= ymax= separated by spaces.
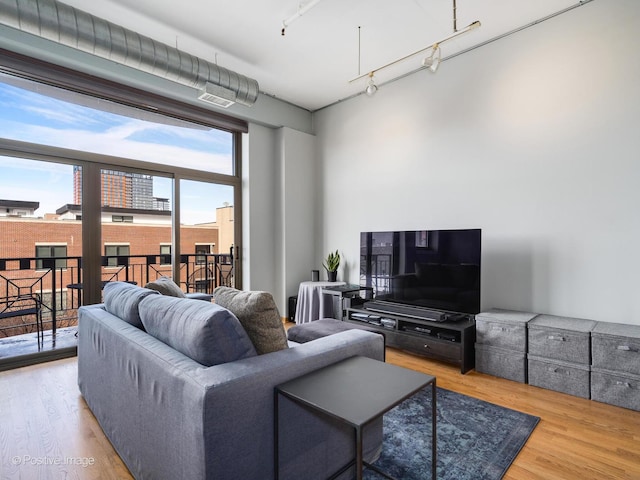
xmin=274 ymin=127 xmax=318 ymax=314
xmin=313 ymin=1 xmax=640 ymax=324
xmin=243 ymin=124 xmax=317 ymax=316
xmin=243 ymin=124 xmax=277 ymax=292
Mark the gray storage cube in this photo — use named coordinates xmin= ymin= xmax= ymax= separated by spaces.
xmin=591 ymin=368 xmax=640 ymax=412
xmin=475 ymin=309 xmax=538 ymax=352
xmin=528 ymin=355 xmax=590 ymax=399
xmin=475 ymin=343 xmax=527 ymax=383
xmin=528 ymin=315 xmax=596 ymax=365
xmin=592 ymin=322 xmax=640 ymax=376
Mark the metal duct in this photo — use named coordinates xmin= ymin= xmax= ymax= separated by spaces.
xmin=0 ymin=0 xmax=260 ymax=107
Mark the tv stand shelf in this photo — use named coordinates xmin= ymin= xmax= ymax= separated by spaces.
xmin=345 ymin=306 xmax=476 ymax=374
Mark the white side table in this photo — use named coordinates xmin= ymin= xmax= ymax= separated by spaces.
xmin=295 ymin=281 xmax=346 ymax=324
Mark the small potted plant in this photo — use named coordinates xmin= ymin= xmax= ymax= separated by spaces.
xmin=323 ymin=250 xmax=340 ymax=282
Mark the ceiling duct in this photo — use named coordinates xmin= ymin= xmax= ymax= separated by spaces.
xmin=0 ymin=0 xmax=260 ymax=107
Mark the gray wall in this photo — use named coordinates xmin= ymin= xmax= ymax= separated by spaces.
xmin=274 ymin=127 xmax=318 ymax=313
xmin=243 ymin=124 xmax=277 ymax=292
xmin=243 ymin=125 xmax=316 ymax=315
xmin=313 ymin=1 xmax=640 ymax=325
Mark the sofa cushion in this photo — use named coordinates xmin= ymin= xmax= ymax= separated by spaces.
xmin=212 ymin=287 xmax=288 ymax=355
xmin=139 ymin=295 xmax=257 ymax=366
xmin=103 ymin=281 xmax=160 ymax=329
xmin=144 ymin=276 xmax=186 ymax=297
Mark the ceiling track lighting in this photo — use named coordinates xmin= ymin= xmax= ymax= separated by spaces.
xmin=365 ymin=73 xmax=378 ymax=96
xmin=421 ymin=43 xmax=441 ymax=72
xmin=281 ymin=0 xmax=326 ymax=36
xmin=351 ymin=0 xmax=480 ymax=94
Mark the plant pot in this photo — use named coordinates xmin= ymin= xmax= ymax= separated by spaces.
xmin=327 ymin=270 xmax=337 ymax=282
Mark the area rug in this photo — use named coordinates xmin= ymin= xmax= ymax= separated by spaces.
xmin=363 ymin=387 xmax=539 ymax=480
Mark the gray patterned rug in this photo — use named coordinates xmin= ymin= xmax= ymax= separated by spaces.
xmin=363 ymin=387 xmax=539 ymax=480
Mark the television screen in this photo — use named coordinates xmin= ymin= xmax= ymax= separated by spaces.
xmin=360 ymin=229 xmax=481 ymax=315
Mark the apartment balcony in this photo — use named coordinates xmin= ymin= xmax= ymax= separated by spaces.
xmin=0 ymin=253 xmax=233 ymax=370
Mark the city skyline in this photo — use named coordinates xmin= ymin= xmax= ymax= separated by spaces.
xmin=0 ymin=156 xmax=233 ymax=225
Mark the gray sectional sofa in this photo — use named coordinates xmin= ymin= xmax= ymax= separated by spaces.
xmin=77 ymin=283 xmax=384 ymax=480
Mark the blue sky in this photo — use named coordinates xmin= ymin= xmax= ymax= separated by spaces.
xmin=0 ymin=78 xmax=234 ymax=224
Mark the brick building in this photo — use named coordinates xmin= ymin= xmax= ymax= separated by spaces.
xmin=0 ymin=206 xmax=229 ymax=336
xmin=0 ymin=212 xmax=219 ymax=260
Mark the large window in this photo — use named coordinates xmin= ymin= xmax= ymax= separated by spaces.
xmin=0 ymin=56 xmax=243 ymax=313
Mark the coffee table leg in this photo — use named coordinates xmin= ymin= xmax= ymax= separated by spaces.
xmin=431 ymin=380 xmax=437 ymax=480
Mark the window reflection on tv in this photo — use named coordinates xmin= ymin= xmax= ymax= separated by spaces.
xmin=360 ymin=229 xmax=481 ymax=315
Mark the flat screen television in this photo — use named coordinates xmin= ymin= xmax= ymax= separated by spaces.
xmin=360 ymin=229 xmax=481 ymax=317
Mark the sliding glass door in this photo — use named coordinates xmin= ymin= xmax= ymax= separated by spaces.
xmin=0 ymin=63 xmax=243 ymax=364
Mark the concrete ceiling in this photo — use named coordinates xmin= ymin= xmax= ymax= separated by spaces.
xmin=60 ymin=0 xmax=587 ymax=111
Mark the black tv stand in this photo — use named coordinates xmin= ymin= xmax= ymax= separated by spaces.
xmin=344 ymin=304 xmax=476 ymax=374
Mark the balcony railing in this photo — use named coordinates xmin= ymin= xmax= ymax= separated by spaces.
xmin=0 ymin=253 xmax=233 ymax=339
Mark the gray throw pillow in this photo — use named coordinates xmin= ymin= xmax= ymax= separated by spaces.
xmin=212 ymin=287 xmax=288 ymax=355
xmin=139 ymin=295 xmax=257 ymax=366
xmin=103 ymin=281 xmax=160 ymax=329
xmin=144 ymin=276 xmax=186 ymax=297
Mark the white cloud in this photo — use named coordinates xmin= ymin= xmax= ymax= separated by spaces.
xmin=0 ymin=121 xmax=233 ymax=175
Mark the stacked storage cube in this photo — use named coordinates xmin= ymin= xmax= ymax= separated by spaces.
xmin=527 ymin=315 xmax=596 ymax=399
xmin=591 ymin=322 xmax=640 ymax=411
xmin=475 ymin=309 xmax=538 ymax=383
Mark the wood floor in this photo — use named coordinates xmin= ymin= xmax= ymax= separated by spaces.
xmin=1 ymin=350 xmax=639 ymax=479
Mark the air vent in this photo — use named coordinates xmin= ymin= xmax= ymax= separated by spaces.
xmin=198 ymin=83 xmax=237 ymax=108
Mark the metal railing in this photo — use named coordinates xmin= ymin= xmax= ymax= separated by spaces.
xmin=0 ymin=253 xmax=233 ymax=338
xmin=360 ymin=253 xmax=391 ymax=295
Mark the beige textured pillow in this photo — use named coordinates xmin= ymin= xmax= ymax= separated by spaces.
xmin=144 ymin=276 xmax=186 ymax=298
xmin=212 ymin=287 xmax=288 ymax=355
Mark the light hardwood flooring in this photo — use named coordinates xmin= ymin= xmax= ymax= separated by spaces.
xmin=1 ymin=350 xmax=639 ymax=479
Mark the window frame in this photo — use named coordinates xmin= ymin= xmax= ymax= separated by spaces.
xmin=159 ymin=244 xmax=172 ymax=266
xmin=35 ymin=244 xmax=68 ymax=270
xmin=104 ymin=244 xmax=130 ymax=268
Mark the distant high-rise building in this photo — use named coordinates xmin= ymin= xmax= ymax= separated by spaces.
xmin=73 ymin=166 xmax=163 ymax=210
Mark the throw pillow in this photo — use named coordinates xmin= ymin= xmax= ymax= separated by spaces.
xmin=103 ymin=281 xmax=160 ymax=329
xmin=144 ymin=276 xmax=186 ymax=297
xmin=212 ymin=287 xmax=289 ymax=355
xmin=138 ymin=295 xmax=257 ymax=366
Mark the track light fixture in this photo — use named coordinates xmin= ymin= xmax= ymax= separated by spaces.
xmin=281 ymin=0 xmax=325 ymax=36
xmin=365 ymin=73 xmax=378 ymax=96
xmin=350 ymin=0 xmax=480 ymax=93
xmin=421 ymin=44 xmax=441 ymax=73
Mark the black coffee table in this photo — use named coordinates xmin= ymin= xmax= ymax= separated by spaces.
xmin=274 ymin=356 xmax=436 ymax=480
